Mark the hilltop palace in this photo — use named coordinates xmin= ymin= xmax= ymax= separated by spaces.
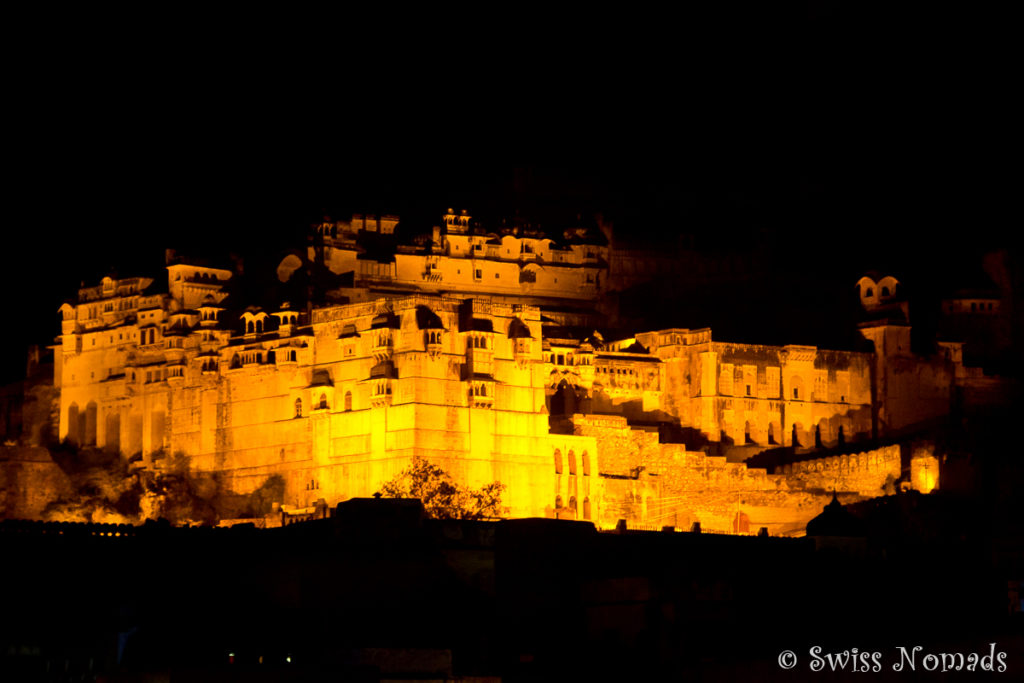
xmin=50 ymin=210 xmax=973 ymax=533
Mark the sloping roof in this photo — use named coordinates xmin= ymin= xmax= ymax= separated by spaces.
xmin=370 ymin=312 xmax=401 ymax=329
xmin=337 ymin=324 xmax=360 ymax=339
xmin=415 ymin=305 xmax=445 ymax=330
xmin=309 ymin=369 xmax=333 ymax=387
xmin=467 ymin=318 xmax=493 ymax=333
xmin=507 ymin=317 xmax=532 ymax=339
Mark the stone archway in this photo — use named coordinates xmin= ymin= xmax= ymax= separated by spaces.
xmin=549 ymin=379 xmax=577 ymax=417
xmin=84 ymin=402 xmax=98 ymax=446
xmin=66 ymin=403 xmax=79 ymax=446
xmin=105 ymin=411 xmax=121 ymax=454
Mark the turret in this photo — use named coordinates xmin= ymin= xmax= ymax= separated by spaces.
xmin=272 ymin=302 xmax=299 ymax=337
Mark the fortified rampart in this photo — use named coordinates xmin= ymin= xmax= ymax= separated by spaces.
xmin=775 ymin=444 xmax=902 ymax=497
xmin=571 ymin=415 xmax=841 ymax=535
xmin=10 ymin=213 xmax=984 ymax=531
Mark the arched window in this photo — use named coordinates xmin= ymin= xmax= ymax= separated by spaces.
xmin=791 ymin=376 xmax=805 ymax=400
xmin=569 ymin=496 xmax=577 ymax=518
xmin=230 ymin=354 xmax=241 ymax=369
xmin=268 ymin=350 xmax=276 ymax=363
xmin=865 ymin=287 xmax=874 ymax=297
xmin=344 ymin=391 xmax=352 ymax=411
xmin=319 ymin=393 xmax=328 ymax=410
xmin=583 ymin=497 xmax=591 ymax=520
xmin=290 ymin=350 xmax=297 ymax=362
xmin=768 ymin=422 xmax=777 ymax=445
xmin=555 ymin=495 xmax=562 ymax=510
xmin=294 ymin=398 xmax=302 ymax=418
xmin=744 ymin=421 xmax=753 ymax=444
xmin=568 ymin=450 xmax=577 ymax=475
xmin=881 ymin=286 xmax=890 ymax=297
xmin=247 ymin=321 xmax=254 ymax=333
xmin=256 ymin=320 xmax=263 ymax=333
xmin=554 ymin=449 xmax=563 ymax=475
xmin=792 ymin=423 xmax=801 ymax=447
xmin=582 ymin=451 xmax=590 ymax=476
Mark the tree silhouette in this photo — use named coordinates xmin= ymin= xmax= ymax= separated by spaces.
xmin=378 ymin=457 xmax=506 ymax=520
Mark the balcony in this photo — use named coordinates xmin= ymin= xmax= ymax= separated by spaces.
xmin=371 ymin=333 xmax=394 ymax=361
xmin=370 ymin=380 xmax=393 ymax=408
xmin=469 ymin=381 xmax=494 ymax=408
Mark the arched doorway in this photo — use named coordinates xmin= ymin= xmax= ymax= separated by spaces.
xmin=66 ymin=403 xmax=79 ymax=445
xmin=549 ymin=380 xmax=577 ymax=416
xmin=105 ymin=411 xmax=120 ymax=454
xmin=84 ymin=402 xmax=98 ymax=446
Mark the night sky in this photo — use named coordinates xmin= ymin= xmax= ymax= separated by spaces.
xmin=4 ymin=26 xmax=1013 ymax=385
xmin=3 ymin=144 xmax=1012 ymax=385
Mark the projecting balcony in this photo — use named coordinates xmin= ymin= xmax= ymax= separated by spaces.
xmin=468 ymin=381 xmax=494 ymax=408
xmin=370 ymin=380 xmax=393 ymax=408
xmin=371 ymin=335 xmax=394 ymax=361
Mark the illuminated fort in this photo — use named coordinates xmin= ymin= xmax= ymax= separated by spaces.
xmin=34 ymin=209 xmax=989 ymax=533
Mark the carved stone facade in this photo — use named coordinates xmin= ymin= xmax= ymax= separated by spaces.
xmin=48 ymin=213 xmax=961 ymax=531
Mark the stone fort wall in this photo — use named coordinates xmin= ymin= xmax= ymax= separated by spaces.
xmin=777 ymin=444 xmax=902 ymax=498
xmin=571 ymin=415 xmax=910 ymax=535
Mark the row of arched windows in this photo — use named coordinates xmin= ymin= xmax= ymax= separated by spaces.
xmin=294 ymin=391 xmax=354 ymax=417
xmin=554 ymin=449 xmax=590 ymax=476
xmin=188 ymin=271 xmax=219 ymax=283
xmin=734 ymin=421 xmax=847 ymax=448
xmin=228 ymin=349 xmax=297 ymax=369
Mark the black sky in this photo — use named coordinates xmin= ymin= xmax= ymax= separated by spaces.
xmin=4 ymin=149 xmax=1010 ymax=383
xmin=3 ymin=8 xmax=1013 ymax=383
